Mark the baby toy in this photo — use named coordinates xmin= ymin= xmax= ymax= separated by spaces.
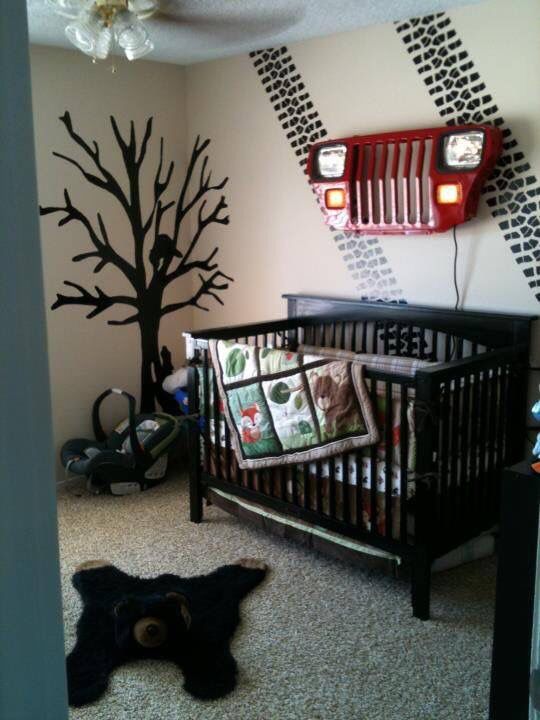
xmin=66 ymin=558 xmax=268 ymax=707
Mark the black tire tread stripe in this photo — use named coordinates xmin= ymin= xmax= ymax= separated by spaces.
xmin=396 ymin=13 xmax=540 ymax=300
xmin=250 ymin=46 xmax=403 ymax=301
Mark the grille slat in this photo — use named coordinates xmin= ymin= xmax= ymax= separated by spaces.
xmin=366 ymin=145 xmax=375 ymax=224
xmin=352 ymin=138 xmax=433 ymax=231
xmin=415 ymin=140 xmax=426 ymax=225
xmin=402 ymin=140 xmax=413 ymax=226
xmin=351 ymin=136 xmax=433 ymax=231
xmin=390 ymin=142 xmax=400 ymax=224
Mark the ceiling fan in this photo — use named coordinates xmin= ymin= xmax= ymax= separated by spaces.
xmin=46 ymin=0 xmax=303 ymax=63
xmin=46 ymin=1 xmax=159 ymax=60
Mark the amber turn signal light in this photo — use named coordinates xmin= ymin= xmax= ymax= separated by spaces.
xmin=325 ymin=188 xmax=346 ymax=210
xmin=436 ymin=183 xmax=462 ymax=205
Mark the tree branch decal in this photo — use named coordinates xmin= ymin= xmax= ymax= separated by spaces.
xmin=40 ymin=113 xmax=233 ymax=412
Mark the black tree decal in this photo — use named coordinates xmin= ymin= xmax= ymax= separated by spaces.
xmin=40 ymin=112 xmax=232 ymax=413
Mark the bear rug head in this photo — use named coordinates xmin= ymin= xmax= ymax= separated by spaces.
xmin=67 ymin=558 xmax=268 ymax=707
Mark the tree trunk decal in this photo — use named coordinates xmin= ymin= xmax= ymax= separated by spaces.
xmin=40 ymin=112 xmax=232 ymax=412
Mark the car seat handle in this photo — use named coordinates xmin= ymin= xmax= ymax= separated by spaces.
xmin=92 ymin=388 xmax=145 ymax=461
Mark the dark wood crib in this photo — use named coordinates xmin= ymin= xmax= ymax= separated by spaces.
xmin=185 ymin=294 xmax=534 ymax=619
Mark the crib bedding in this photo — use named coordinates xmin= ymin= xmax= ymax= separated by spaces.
xmin=209 ymin=340 xmax=379 ymax=470
xmin=200 ymin=370 xmax=417 ymax=473
xmin=297 ymin=344 xmax=437 ymax=378
xmin=198 ymin=343 xmax=500 ymax=540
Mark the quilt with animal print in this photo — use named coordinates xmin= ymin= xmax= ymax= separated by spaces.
xmin=209 ymin=340 xmax=379 ymax=470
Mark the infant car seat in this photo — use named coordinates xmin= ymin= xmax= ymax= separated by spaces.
xmin=61 ymin=388 xmax=182 ymax=495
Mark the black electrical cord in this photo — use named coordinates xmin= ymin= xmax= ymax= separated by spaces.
xmin=452 ymin=224 xmax=460 ymax=312
xmin=447 ymin=225 xmax=461 ymax=360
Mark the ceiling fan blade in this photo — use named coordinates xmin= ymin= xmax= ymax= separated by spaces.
xmin=154 ymin=2 xmax=305 ymax=43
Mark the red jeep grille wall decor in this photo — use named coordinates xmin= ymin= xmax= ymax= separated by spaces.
xmin=308 ymin=125 xmax=502 ymax=234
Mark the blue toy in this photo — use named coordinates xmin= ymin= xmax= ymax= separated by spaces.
xmin=531 ymin=390 xmax=540 ymax=471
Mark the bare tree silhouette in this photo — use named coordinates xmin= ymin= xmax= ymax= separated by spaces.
xmin=40 ymin=112 xmax=232 ymax=413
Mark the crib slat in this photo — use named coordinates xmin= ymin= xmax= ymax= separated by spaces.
xmin=485 ymin=366 xmax=498 ymax=524
xmin=431 ymin=330 xmax=438 ymax=361
xmin=279 ymin=467 xmax=287 ymax=501
xmin=342 ymin=453 xmax=350 ymax=524
xmin=439 ymin=379 xmax=450 ymax=532
xmin=459 ymin=373 xmax=471 ymax=526
xmin=371 ymin=322 xmax=378 ymax=354
xmin=224 ymin=402 xmax=232 ymax=484
xmin=361 ymin=322 xmax=368 ymax=352
xmin=498 ymin=365 xmax=510 ymax=466
xmin=370 ymin=378 xmax=378 ymax=534
xmin=212 ymin=368 xmax=221 ymax=479
xmin=419 ymin=327 xmax=426 ymax=359
xmin=329 ymin=456 xmax=336 ymax=518
xmin=355 ymin=451 xmax=363 ymax=530
xmin=395 ymin=323 xmax=402 ymax=356
xmin=383 ymin=322 xmax=390 ymax=355
xmin=407 ymin=325 xmax=414 ymax=356
xmin=351 ymin=322 xmax=358 ymax=353
xmin=468 ymin=369 xmax=481 ymax=531
xmin=315 ymin=460 xmax=323 ymax=513
xmin=203 ymin=350 xmax=211 ymax=474
xmin=303 ymin=462 xmax=310 ymax=510
xmin=399 ymin=386 xmax=409 ymax=543
xmin=476 ymin=369 xmax=488 ymax=526
xmin=450 ymin=376 xmax=461 ymax=530
xmin=292 ymin=464 xmax=299 ymax=505
xmin=491 ymin=366 xmax=507 ymax=519
xmin=384 ymin=382 xmax=393 ymax=538
xmin=445 ymin=334 xmax=452 ymax=362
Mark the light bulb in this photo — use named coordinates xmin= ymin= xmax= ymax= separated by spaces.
xmin=128 ymin=0 xmax=159 ymax=20
xmin=94 ymin=26 xmax=114 ymax=60
xmin=65 ymin=7 xmax=105 ymax=57
xmin=114 ymin=9 xmax=154 ymax=60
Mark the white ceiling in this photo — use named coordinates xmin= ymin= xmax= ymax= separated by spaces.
xmin=27 ymin=0 xmax=481 ymax=66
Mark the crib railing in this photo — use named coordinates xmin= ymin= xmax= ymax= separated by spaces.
xmin=188 ymin=313 xmax=527 ymax=556
xmin=415 ymin=345 xmax=525 ymax=554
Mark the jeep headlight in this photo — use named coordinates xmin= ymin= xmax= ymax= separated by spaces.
xmin=316 ymin=144 xmax=347 ymax=178
xmin=442 ymin=131 xmax=485 ymax=169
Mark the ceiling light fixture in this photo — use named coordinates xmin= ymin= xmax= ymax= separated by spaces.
xmin=46 ymin=0 xmax=158 ymax=63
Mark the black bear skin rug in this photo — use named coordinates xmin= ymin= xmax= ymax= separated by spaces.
xmin=67 ymin=558 xmax=268 ymax=707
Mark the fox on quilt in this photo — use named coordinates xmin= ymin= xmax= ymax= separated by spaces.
xmin=209 ymin=341 xmax=379 ymax=470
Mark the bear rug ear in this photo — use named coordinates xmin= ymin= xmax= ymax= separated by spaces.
xmin=166 ymin=592 xmax=191 ymax=629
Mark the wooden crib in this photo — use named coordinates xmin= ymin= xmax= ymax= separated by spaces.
xmin=185 ymin=294 xmax=533 ymax=619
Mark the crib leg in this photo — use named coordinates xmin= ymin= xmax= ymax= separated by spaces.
xmin=411 ymin=548 xmax=431 ymax=620
xmin=187 ymin=368 xmax=203 ymax=524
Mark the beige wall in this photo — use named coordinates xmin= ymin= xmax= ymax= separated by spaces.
xmin=31 ymin=46 xmax=190 ymax=469
xmin=31 ymin=0 xmax=540 ymax=474
xmin=185 ymin=0 xmax=540 ymax=332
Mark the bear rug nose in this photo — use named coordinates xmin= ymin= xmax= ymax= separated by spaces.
xmin=133 ymin=617 xmax=168 ymax=648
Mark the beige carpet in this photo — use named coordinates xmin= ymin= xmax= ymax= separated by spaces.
xmin=57 ymin=473 xmax=495 ymax=720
